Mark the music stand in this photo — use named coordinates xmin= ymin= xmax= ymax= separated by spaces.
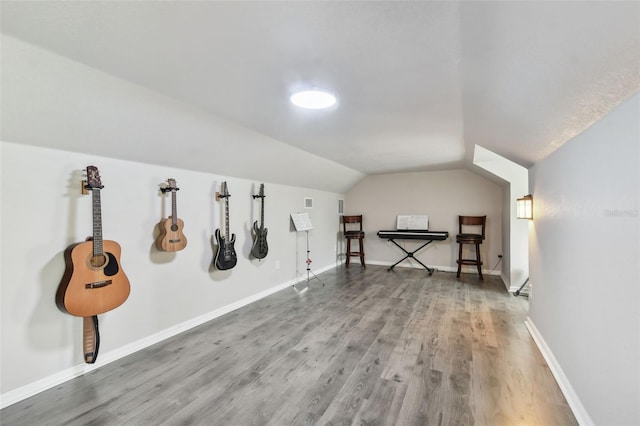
xmin=291 ymin=213 xmax=325 ymax=289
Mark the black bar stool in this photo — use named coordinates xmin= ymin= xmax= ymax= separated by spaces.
xmin=342 ymin=215 xmax=365 ymax=268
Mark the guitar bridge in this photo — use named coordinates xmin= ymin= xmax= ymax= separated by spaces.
xmin=85 ymin=280 xmax=113 ymax=289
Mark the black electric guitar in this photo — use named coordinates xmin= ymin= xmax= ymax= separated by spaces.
xmin=156 ymin=178 xmax=187 ymax=252
xmin=251 ymin=183 xmax=268 ymax=259
xmin=214 ymin=182 xmax=237 ymax=270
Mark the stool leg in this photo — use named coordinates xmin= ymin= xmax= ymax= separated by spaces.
xmin=359 ymin=238 xmax=365 ymax=267
xmin=476 ymin=243 xmax=483 ymax=280
xmin=346 ymin=238 xmax=351 ymax=268
xmin=456 ymin=243 xmax=463 ymax=278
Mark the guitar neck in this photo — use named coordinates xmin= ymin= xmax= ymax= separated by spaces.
xmin=171 ymin=190 xmax=178 ymax=226
xmin=92 ymin=189 xmax=103 ymax=256
xmin=225 ymin=198 xmax=230 ymax=239
xmin=260 ymin=197 xmax=265 ymax=228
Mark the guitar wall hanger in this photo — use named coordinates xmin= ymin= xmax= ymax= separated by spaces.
xmin=160 ymin=186 xmax=179 ymax=194
xmin=215 ymin=191 xmax=230 ymax=200
xmin=81 ymin=181 xmax=104 ymax=194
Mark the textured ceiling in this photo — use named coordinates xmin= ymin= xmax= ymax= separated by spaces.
xmin=2 ymin=1 xmax=639 ymax=175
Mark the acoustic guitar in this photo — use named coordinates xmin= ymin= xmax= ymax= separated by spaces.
xmin=213 ymin=181 xmax=237 ymax=270
xmin=56 ymin=166 xmax=131 ymax=317
xmin=251 ymin=183 xmax=268 ymax=259
xmin=155 ymin=178 xmax=187 ymax=252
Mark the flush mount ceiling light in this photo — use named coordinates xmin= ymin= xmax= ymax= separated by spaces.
xmin=290 ymin=89 xmax=337 ymax=109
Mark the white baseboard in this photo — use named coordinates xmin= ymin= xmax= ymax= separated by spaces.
xmin=0 ymin=268 xmax=330 ymax=409
xmin=365 ymin=260 xmax=500 ymax=276
xmin=524 ymin=317 xmax=594 ymax=426
xmin=501 ymin=272 xmax=512 ymax=291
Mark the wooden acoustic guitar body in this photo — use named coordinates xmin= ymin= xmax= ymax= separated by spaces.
xmin=155 ymin=217 xmax=187 ymax=252
xmin=56 ymin=239 xmax=131 ymax=317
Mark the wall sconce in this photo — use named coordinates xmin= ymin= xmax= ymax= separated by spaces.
xmin=516 ymin=195 xmax=533 ymax=220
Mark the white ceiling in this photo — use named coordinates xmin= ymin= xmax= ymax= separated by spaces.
xmin=2 ymin=1 xmax=639 ymax=175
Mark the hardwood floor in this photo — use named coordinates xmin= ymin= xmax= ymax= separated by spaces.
xmin=1 ymin=266 xmax=577 ymax=425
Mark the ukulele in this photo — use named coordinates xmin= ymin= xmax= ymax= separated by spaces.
xmin=251 ymin=183 xmax=268 ymax=259
xmin=213 ymin=181 xmax=237 ymax=270
xmin=155 ymin=178 xmax=187 ymax=252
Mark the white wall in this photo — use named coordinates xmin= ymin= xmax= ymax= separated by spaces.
xmin=500 ymin=185 xmax=511 ymax=284
xmin=344 ymin=169 xmax=502 ymax=274
xmin=528 ymin=93 xmax=639 ymax=425
xmin=0 ymin=141 xmax=344 ymax=402
xmin=0 ymin=35 xmax=357 ymax=405
xmin=473 ymin=145 xmax=529 ymax=290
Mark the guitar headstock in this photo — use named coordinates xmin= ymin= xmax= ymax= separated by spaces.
xmin=167 ymin=178 xmax=178 ymax=191
xmin=221 ymin=181 xmax=230 ymax=198
xmin=253 ymin=183 xmax=265 ymax=199
xmin=85 ymin=166 xmax=104 ymax=190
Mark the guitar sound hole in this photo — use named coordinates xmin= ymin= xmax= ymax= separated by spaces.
xmin=90 ymin=254 xmax=107 ymax=268
xmin=171 ymin=224 xmax=178 ymax=232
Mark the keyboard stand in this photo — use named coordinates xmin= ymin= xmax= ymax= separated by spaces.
xmin=387 ymin=239 xmax=435 ymax=275
xmin=377 ymin=230 xmax=449 ymax=276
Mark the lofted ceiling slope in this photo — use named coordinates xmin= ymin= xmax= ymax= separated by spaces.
xmin=1 ymin=1 xmax=639 ymax=177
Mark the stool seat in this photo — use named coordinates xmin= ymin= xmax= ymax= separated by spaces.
xmin=343 ymin=215 xmax=365 ymax=268
xmin=456 ymin=233 xmax=483 ymax=243
xmin=456 ymin=216 xmax=486 ymax=280
xmin=345 ymin=231 xmax=365 ymax=238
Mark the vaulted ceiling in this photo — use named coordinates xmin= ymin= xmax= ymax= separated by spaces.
xmin=2 ymin=1 xmax=639 ymax=175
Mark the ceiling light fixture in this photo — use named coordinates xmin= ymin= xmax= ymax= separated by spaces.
xmin=290 ymin=89 xmax=337 ymax=109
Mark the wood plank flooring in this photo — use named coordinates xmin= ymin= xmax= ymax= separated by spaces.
xmin=1 ymin=266 xmax=577 ymax=425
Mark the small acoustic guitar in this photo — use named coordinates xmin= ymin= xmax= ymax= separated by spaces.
xmin=213 ymin=181 xmax=237 ymax=270
xmin=251 ymin=183 xmax=268 ymax=259
xmin=156 ymin=178 xmax=187 ymax=252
